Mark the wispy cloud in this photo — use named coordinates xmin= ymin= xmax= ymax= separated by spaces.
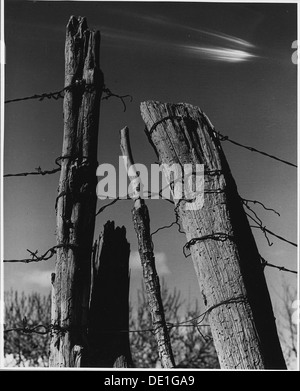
xmin=102 ymin=9 xmax=257 ymax=64
xmin=132 ymin=12 xmax=255 ymax=49
xmin=103 ymin=28 xmax=256 ymax=63
xmin=185 ymin=45 xmax=257 ymax=62
xmin=188 ymin=27 xmax=254 ymax=49
xmin=104 ymin=7 xmax=255 ymax=54
xmin=130 ymin=251 xmax=170 ymax=275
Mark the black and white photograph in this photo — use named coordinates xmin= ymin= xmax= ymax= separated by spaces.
xmin=0 ymin=0 xmax=298 ymax=374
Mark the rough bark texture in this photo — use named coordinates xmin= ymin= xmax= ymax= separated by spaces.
xmin=87 ymin=221 xmax=133 ymax=368
xmin=140 ymin=101 xmax=286 ymax=369
xmin=49 ymin=16 xmax=103 ymax=367
xmin=120 ymin=126 xmax=175 ymax=368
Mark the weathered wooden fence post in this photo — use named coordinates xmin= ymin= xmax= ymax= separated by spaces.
xmin=120 ymin=126 xmax=175 ymax=368
xmin=50 ymin=16 xmax=103 ymax=367
xmin=140 ymin=101 xmax=286 ymax=369
xmin=86 ymin=221 xmax=133 ymax=368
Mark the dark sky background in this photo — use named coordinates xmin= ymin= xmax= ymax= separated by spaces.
xmin=3 ymin=1 xmax=297 ymax=329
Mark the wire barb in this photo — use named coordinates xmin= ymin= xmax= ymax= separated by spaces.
xmin=102 ymin=85 xmax=133 ymax=112
xmin=245 ymin=209 xmax=297 ymax=248
xmin=3 ymin=244 xmax=78 ymax=264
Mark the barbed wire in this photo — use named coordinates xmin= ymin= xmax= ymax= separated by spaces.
xmin=145 ymin=114 xmax=297 ymax=168
xmin=4 ymin=80 xmax=90 ymax=104
xmin=151 ymin=195 xmax=297 ymax=274
xmin=3 ymin=192 xmax=174 ymax=264
xmin=102 ymin=86 xmax=133 ymax=112
xmin=3 ymin=320 xmax=209 ymax=337
xmin=4 ymin=87 xmax=67 ymax=104
xmin=96 ymin=197 xmax=121 ymax=216
xmin=4 ymin=295 xmax=245 ymax=338
xmin=3 ymin=247 xmax=57 ymax=264
xmin=151 ymin=204 xmax=183 ymax=238
xmin=3 ymin=244 xmax=77 ymax=264
xmin=183 ymin=233 xmax=235 ymax=258
xmin=260 ymin=256 xmax=297 ymax=275
xmin=4 ymin=166 xmax=61 ymax=178
xmin=4 ymin=188 xmax=296 ymax=272
xmin=215 ymin=131 xmax=297 ymax=168
xmin=5 ymin=81 xmax=133 ymax=111
xmin=241 ymin=197 xmax=281 ymax=217
xmin=245 ymin=209 xmax=297 ymax=248
xmin=3 ymin=113 xmax=296 ymax=273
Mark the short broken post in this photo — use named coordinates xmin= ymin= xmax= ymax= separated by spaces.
xmin=87 ymin=221 xmax=133 ymax=368
xmin=120 ymin=126 xmax=175 ymax=368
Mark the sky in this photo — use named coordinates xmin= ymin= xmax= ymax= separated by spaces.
xmin=2 ymin=0 xmax=298 ymax=340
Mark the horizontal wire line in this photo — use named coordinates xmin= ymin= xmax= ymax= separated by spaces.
xmin=221 ymin=136 xmax=297 ymax=168
xmin=5 ymin=82 xmax=133 ymax=111
xmin=4 ymin=296 xmax=245 ymax=336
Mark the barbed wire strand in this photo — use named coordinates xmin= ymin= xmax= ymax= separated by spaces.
xmin=4 ymin=189 xmax=296 ymax=273
xmin=260 ymin=256 xmax=297 ymax=275
xmin=3 ymin=125 xmax=296 ymax=268
xmin=4 ymin=295 xmax=245 ymax=336
xmin=3 ymin=191 xmax=173 ymax=263
xmin=95 ymin=197 xmax=121 ymax=216
xmin=245 ymin=210 xmax=297 ymax=247
xmin=102 ymin=86 xmax=133 ymax=112
xmin=3 ymin=244 xmax=77 ymax=264
xmin=145 ymin=114 xmax=297 ymax=168
xmin=150 ymin=197 xmax=297 ymax=273
xmin=4 ymin=80 xmax=90 ymax=104
xmin=5 ymin=82 xmax=132 ymax=111
xmin=4 ymin=88 xmax=67 ymax=104
xmin=241 ymin=197 xmax=281 ymax=217
xmin=216 ymin=132 xmax=297 ymax=168
xmin=3 ymin=247 xmax=58 ymax=264
xmin=4 ymin=166 xmax=60 ymax=178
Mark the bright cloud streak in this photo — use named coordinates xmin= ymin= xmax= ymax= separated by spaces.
xmin=142 ymin=15 xmax=255 ymax=48
xmin=189 ymin=27 xmax=254 ymax=48
xmin=103 ymin=28 xmax=256 ymax=63
xmin=185 ymin=45 xmax=257 ymax=62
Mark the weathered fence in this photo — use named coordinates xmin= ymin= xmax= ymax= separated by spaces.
xmin=3 ymin=14 xmax=297 ymax=370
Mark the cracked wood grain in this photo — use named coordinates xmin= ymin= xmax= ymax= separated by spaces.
xmin=140 ymin=101 xmax=286 ymax=369
xmin=49 ymin=16 xmax=103 ymax=367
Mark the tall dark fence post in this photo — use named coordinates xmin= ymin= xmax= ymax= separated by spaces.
xmin=50 ymin=16 xmax=103 ymax=367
